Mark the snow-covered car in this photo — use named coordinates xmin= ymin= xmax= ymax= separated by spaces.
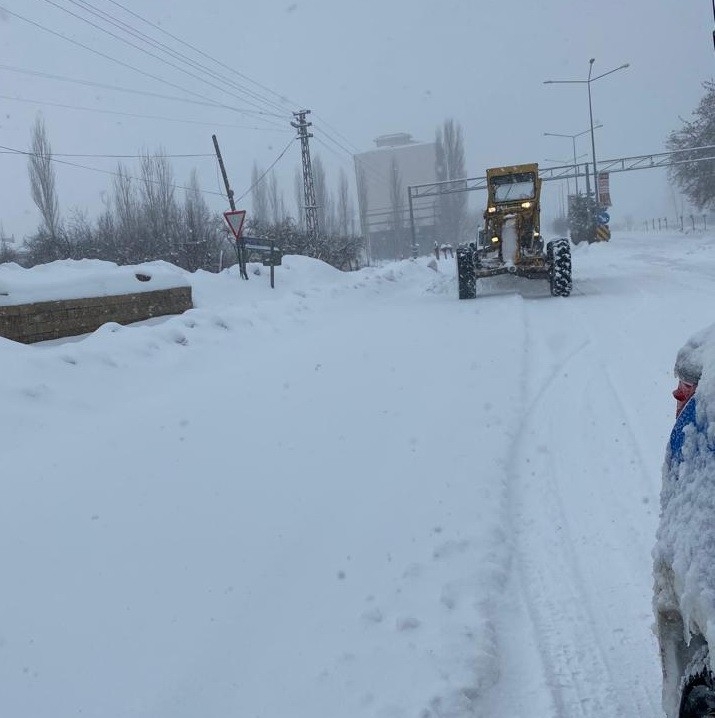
xmin=654 ymin=323 xmax=715 ymax=718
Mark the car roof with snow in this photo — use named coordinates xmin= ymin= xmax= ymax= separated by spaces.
xmin=674 ymin=322 xmax=715 ymax=386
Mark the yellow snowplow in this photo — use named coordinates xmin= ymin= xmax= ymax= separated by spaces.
xmin=456 ymin=163 xmax=572 ymax=298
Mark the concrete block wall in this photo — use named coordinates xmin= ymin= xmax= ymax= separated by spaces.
xmin=0 ymin=286 xmax=193 ymax=344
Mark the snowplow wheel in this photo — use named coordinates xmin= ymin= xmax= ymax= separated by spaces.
xmin=547 ymin=238 xmax=572 ymax=297
xmin=680 ymin=649 xmax=715 ymax=718
xmin=456 ymin=246 xmax=477 ymax=300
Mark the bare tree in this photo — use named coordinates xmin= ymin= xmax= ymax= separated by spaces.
xmin=313 ymin=153 xmax=330 ymax=235
xmin=267 ymin=170 xmax=284 ymax=225
xmin=0 ymin=223 xmax=19 ymax=264
xmin=336 ymin=168 xmax=354 ymax=237
xmin=251 ymin=162 xmax=270 ymax=225
xmin=112 ymin=163 xmax=139 ymax=262
xmin=435 ymin=118 xmax=468 ymax=243
xmin=355 ymin=162 xmax=370 ymax=263
xmin=27 ymin=114 xmax=66 ymax=259
xmin=181 ymin=169 xmax=211 ymax=271
xmin=388 ymin=157 xmax=406 ymax=259
xmin=139 ymin=150 xmax=178 ymax=260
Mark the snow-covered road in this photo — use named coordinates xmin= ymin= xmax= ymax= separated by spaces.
xmin=2 ymin=231 xmax=713 ymax=718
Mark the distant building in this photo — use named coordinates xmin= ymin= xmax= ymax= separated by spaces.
xmin=354 ymin=133 xmax=437 ymax=260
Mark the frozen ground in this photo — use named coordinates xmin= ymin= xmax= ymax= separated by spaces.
xmin=1 ymin=230 xmax=713 ymax=718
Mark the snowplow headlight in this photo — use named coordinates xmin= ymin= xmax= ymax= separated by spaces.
xmin=487 ymin=206 xmax=496 ymax=214
xmin=521 ymin=201 xmax=532 ymax=209
xmin=491 ymin=236 xmax=499 ymax=244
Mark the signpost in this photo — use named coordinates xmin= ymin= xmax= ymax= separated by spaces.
xmin=221 ymin=212 xmax=282 ymax=288
xmin=595 ymin=209 xmax=610 ymax=241
xmin=223 ymin=209 xmax=246 ymax=241
xmin=243 ymin=236 xmax=283 ymax=289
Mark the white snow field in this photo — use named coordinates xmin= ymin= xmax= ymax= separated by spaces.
xmin=1 ymin=230 xmax=713 ymax=718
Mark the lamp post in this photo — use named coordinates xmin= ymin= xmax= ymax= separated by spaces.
xmin=544 ymin=59 xmax=629 ymax=206
xmin=543 ymin=126 xmax=602 ymax=194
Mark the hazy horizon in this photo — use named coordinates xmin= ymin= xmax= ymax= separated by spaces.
xmin=0 ymin=0 xmax=711 ymax=242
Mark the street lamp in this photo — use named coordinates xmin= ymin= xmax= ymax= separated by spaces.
xmin=544 ymin=59 xmax=629 ymax=205
xmin=543 ymin=125 xmax=602 ymax=194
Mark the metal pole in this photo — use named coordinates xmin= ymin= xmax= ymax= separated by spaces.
xmin=584 ymin=162 xmax=591 ymax=197
xmin=212 ymin=134 xmax=248 ymax=280
xmin=291 ymin=110 xmax=320 ymax=242
xmin=572 ymin=136 xmax=580 ymax=194
xmin=408 ymin=188 xmax=418 ymax=259
xmin=587 ymin=61 xmax=598 ymax=204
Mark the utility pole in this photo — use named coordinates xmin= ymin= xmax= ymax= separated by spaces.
xmin=212 ymin=134 xmax=248 ymax=280
xmin=291 ymin=110 xmax=319 ymax=242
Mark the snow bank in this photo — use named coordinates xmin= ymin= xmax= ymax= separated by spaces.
xmin=0 ymin=259 xmax=190 ymax=306
xmin=0 ymin=253 xmax=513 ymax=718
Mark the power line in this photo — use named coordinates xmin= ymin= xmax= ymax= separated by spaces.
xmin=0 ymin=63 xmax=279 ymax=113
xmin=0 ymin=150 xmax=214 ymax=158
xmin=234 ymin=138 xmax=296 ymax=203
xmin=37 ymin=0 xmax=288 ymax=121
xmin=313 ymin=112 xmax=364 ymax=155
xmin=41 ymin=0 xmax=385 ymax=185
xmin=103 ymin=0 xmax=297 ymax=112
xmin=0 ymin=143 xmax=227 ymax=198
xmin=61 ymin=0 xmax=291 ymax=118
xmin=313 ymin=126 xmax=393 ymax=190
xmin=0 ymin=92 xmax=292 ymax=132
xmin=0 ymin=4 xmax=279 ymax=122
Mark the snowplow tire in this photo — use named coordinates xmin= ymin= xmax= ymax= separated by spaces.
xmin=457 ymin=247 xmax=477 ymax=300
xmin=548 ymin=238 xmax=572 ymax=297
xmin=680 ymin=647 xmax=715 ymax=718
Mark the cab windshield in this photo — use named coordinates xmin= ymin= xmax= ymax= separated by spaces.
xmin=491 ymin=172 xmax=536 ymax=202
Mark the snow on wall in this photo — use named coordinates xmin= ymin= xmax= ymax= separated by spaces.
xmin=0 ymin=259 xmax=190 ymax=306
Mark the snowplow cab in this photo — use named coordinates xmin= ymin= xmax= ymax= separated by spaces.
xmin=484 ymin=163 xmax=543 ymax=265
xmin=455 ymin=162 xmax=572 ymax=299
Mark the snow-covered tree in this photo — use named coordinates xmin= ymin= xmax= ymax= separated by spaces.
xmin=667 ymin=80 xmax=715 ymax=210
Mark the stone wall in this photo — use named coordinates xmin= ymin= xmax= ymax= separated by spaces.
xmin=0 ymin=286 xmax=193 ymax=344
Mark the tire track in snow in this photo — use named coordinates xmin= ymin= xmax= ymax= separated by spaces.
xmin=502 ymin=303 xmax=614 ymax=718
xmin=497 ymin=299 xmax=657 ymax=718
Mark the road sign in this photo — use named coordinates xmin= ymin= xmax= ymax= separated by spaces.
xmin=597 ymin=172 xmax=612 ymax=207
xmin=223 ymin=209 xmax=246 ymax=239
xmin=242 ymin=236 xmax=278 ymax=252
xmin=596 ymin=211 xmax=610 ymax=225
xmin=596 ymin=224 xmax=611 ymax=241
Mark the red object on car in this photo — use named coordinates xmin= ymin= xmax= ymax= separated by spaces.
xmin=673 ymin=380 xmax=697 ymax=417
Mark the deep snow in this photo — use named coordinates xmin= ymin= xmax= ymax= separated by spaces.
xmin=1 ymin=230 xmax=713 ymax=718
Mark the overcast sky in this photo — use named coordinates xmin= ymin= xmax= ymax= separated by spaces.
xmin=0 ymin=0 xmax=711 ymax=240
